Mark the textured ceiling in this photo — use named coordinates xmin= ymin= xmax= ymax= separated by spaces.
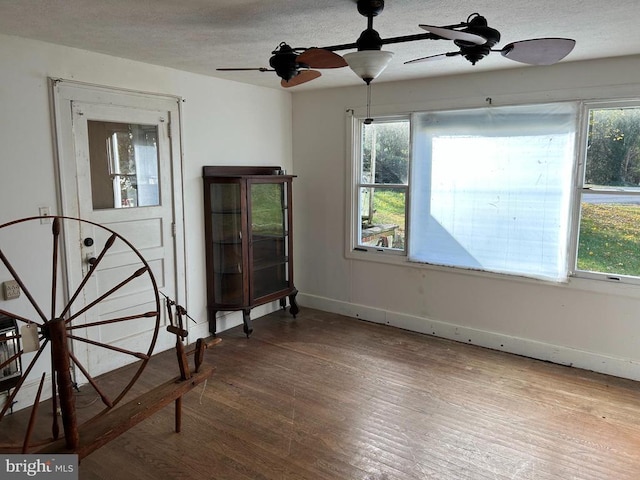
xmin=0 ymin=0 xmax=639 ymax=91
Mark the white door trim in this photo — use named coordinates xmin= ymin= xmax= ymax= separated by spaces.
xmin=50 ymin=77 xmax=188 ymax=320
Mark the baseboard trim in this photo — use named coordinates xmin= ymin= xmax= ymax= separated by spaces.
xmin=298 ymin=293 xmax=640 ymax=382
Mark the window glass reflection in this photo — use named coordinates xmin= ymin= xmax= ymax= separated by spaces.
xmin=88 ymin=121 xmax=160 ymax=209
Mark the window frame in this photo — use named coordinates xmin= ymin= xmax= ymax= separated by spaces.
xmin=347 ymin=113 xmax=411 ymax=257
xmin=569 ymin=99 xmax=640 ymax=285
xmin=347 ymin=97 xmax=640 ymax=287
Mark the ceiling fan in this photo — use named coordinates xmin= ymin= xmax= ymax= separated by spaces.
xmin=216 ymin=0 xmax=576 ymax=87
xmin=217 ymin=42 xmax=347 ymax=88
xmin=405 ymin=12 xmax=576 ymax=66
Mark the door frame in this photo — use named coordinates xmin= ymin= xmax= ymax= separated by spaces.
xmin=50 ymin=78 xmax=188 ymax=328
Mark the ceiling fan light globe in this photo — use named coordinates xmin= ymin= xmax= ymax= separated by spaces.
xmin=344 ymin=50 xmax=394 ymax=83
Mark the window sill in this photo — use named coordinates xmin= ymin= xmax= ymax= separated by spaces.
xmin=345 ymin=247 xmax=561 ymax=285
xmin=568 ymin=273 xmax=640 ymax=297
xmin=346 ymin=248 xmax=640 ymax=299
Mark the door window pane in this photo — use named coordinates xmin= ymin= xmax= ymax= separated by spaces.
xmin=88 ymin=121 xmax=160 ymax=209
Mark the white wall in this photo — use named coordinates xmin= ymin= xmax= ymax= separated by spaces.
xmin=0 ymin=33 xmax=292 ymax=406
xmin=292 ymin=55 xmax=640 ymax=381
xmin=2 ymin=30 xmax=640 ymax=397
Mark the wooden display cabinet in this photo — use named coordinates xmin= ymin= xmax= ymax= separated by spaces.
xmin=203 ymin=166 xmax=299 ymax=337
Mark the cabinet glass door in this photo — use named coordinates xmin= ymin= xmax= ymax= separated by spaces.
xmin=250 ymin=181 xmax=289 ymax=300
xmin=209 ymin=182 xmax=244 ymax=305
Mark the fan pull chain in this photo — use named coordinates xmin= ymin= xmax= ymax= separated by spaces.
xmin=364 ymin=83 xmax=373 ymax=125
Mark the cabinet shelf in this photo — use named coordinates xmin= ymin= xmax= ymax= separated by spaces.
xmin=210 ymin=209 xmax=243 ymax=214
xmin=203 ymin=166 xmax=299 ymax=338
xmin=254 ymin=256 xmax=288 ymax=271
xmin=213 ymin=266 xmax=243 ymax=274
xmin=212 ymin=239 xmax=242 ymax=245
xmin=252 ymin=233 xmax=288 ymax=240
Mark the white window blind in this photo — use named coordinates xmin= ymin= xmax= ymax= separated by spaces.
xmin=409 ymin=102 xmax=578 ymax=281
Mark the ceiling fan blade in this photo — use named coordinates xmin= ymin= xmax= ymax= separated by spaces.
xmin=405 ymin=51 xmax=461 ymax=65
xmin=281 ymin=70 xmax=321 ymax=88
xmin=297 ymin=48 xmax=347 ymax=69
xmin=500 ymin=38 xmax=576 ymax=65
xmin=419 ymin=25 xmax=486 ymax=45
xmin=216 ymin=67 xmax=273 ymax=72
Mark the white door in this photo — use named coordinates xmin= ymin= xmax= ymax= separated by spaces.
xmin=53 ymin=81 xmax=185 ymax=379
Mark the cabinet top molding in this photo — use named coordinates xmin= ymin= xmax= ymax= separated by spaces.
xmin=203 ymin=166 xmax=296 ymax=177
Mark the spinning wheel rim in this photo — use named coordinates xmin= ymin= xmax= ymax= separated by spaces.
xmin=0 ymin=215 xmax=161 ymax=452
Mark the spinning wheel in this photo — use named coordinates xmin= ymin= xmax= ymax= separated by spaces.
xmin=0 ymin=216 xmax=161 ymax=453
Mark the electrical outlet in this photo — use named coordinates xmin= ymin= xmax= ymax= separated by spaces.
xmin=2 ymin=280 xmax=20 ymax=300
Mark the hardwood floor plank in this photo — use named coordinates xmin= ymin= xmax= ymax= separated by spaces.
xmin=10 ymin=307 xmax=640 ymax=479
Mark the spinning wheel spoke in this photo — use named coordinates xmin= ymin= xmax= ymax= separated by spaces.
xmin=0 ymin=248 xmax=47 ymax=323
xmin=66 ymin=311 xmax=158 ymax=331
xmin=0 ymin=340 xmax=49 ymax=419
xmin=0 ymin=348 xmax=22 ymax=372
xmin=22 ymin=373 xmax=46 ymax=454
xmin=66 ymin=334 xmax=149 ymax=360
xmin=59 ymin=233 xmax=117 ymax=320
xmin=0 ymin=309 xmax=40 ymax=326
xmin=68 ymin=351 xmax=113 ymax=408
xmin=66 ymin=266 xmax=150 ymax=324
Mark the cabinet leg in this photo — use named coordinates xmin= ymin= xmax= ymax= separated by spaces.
xmin=208 ymin=309 xmax=218 ymax=336
xmin=279 ymin=297 xmax=287 ymax=310
xmin=289 ymin=289 xmax=299 ymax=318
xmin=242 ymin=309 xmax=253 ymax=338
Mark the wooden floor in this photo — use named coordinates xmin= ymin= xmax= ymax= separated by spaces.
xmin=71 ymin=308 xmax=640 ymax=479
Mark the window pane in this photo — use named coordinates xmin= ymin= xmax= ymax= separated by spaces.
xmin=359 ymin=187 xmax=406 ymax=250
xmin=362 ymin=121 xmax=409 ymax=184
xmin=577 ymin=195 xmax=640 ymax=276
xmin=577 ymin=106 xmax=640 ymax=278
xmin=410 ymin=103 xmax=577 ymax=281
xmin=357 ymin=118 xmax=410 ymax=254
xmin=584 ymin=108 xmax=640 ymax=189
xmin=88 ymin=121 xmax=160 ymax=209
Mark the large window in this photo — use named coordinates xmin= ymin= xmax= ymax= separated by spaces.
xmin=352 ymin=101 xmax=640 ymax=284
xmin=410 ymin=103 xmax=577 ymax=281
xmin=575 ymin=104 xmax=640 ymax=281
xmin=352 ymin=102 xmax=580 ymax=282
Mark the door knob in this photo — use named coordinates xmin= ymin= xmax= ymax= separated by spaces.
xmin=87 ymin=257 xmax=97 ymax=266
